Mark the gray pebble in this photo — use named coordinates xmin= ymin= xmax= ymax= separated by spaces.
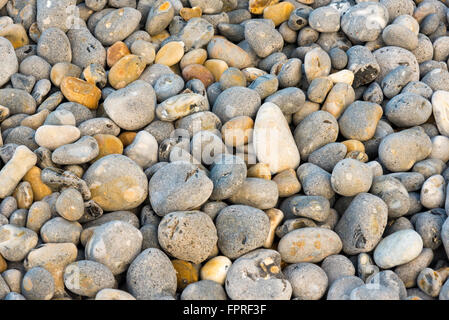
xmin=21 ymin=267 xmax=54 ymax=300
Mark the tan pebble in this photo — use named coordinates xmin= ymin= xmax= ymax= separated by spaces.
xmin=64 ymin=165 xmax=84 ymax=178
xmin=93 ymin=134 xmax=124 ymax=162
xmin=242 ymin=67 xmax=267 ymax=83
xmin=107 ymin=41 xmax=130 ymax=68
xmin=264 ymin=208 xmax=284 ymax=248
xmin=207 ymin=37 xmax=252 ymax=69
xmin=249 ymin=0 xmax=280 ymax=14
xmin=342 ymin=140 xmax=365 ymax=154
xmin=180 ymin=48 xmax=207 ymax=70
xmin=219 ymin=67 xmax=247 ymax=88
xmin=346 ymin=151 xmax=369 ymax=162
xmin=200 ymin=256 xmax=232 ymax=285
xmin=0 ymin=105 xmax=10 ymax=122
xmin=0 ymin=23 xmax=29 ymax=49
xmin=204 ymin=59 xmax=228 ymax=81
xmin=181 ymin=63 xmax=215 ymax=88
xmin=50 ymin=62 xmax=82 ymax=87
xmin=263 ymin=2 xmax=295 ymax=26
xmin=180 ymin=6 xmax=202 ymax=21
xmin=172 ymin=259 xmax=199 ymax=291
xmin=28 ymin=22 xmax=40 ymax=42
xmin=23 ymin=166 xmax=52 ymax=201
xmin=151 ymin=30 xmax=170 ymax=46
xmin=155 ymin=41 xmax=185 ymax=66
xmin=321 ymin=82 xmax=355 ymax=119
xmin=13 ymin=181 xmax=33 ymax=209
xmin=108 ymin=54 xmax=146 ymax=89
xmin=0 ymin=254 xmax=6 ymax=273
xmin=247 ymin=163 xmax=272 ymax=180
xmin=272 ymin=169 xmax=301 ymax=198
xmin=118 ymin=132 xmax=136 ymax=147
xmin=21 ymin=109 xmax=50 ymax=130
xmin=60 ymin=77 xmax=102 ymax=110
xmin=221 ymin=116 xmax=254 ymax=147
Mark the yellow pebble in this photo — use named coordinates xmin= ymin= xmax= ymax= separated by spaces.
xmin=107 ymin=41 xmax=131 ymax=68
xmin=118 ymin=132 xmax=136 ymax=147
xmin=0 ymin=23 xmax=29 ymax=49
xmin=263 ymin=2 xmax=295 ymax=26
xmin=342 ymin=139 xmax=365 ymax=154
xmin=272 ymin=169 xmax=301 ymax=198
xmin=0 ymin=254 xmax=6 ymax=273
xmin=23 ymin=166 xmax=52 ymax=201
xmin=200 ymin=256 xmax=232 ymax=285
xmin=172 ymin=259 xmax=199 ymax=291
xmin=204 ymin=59 xmax=229 ymax=82
xmin=60 ymin=76 xmax=102 ymax=110
xmin=151 ymin=30 xmax=170 ymax=46
xmin=249 ymin=0 xmax=280 ymax=14
xmin=180 ymin=6 xmax=202 ymax=21
xmin=264 ymin=208 xmax=284 ymax=248
xmin=247 ymin=163 xmax=272 ymax=180
xmin=155 ymin=41 xmax=185 ymax=66
xmin=221 ymin=116 xmax=254 ymax=147
xmin=108 ymin=54 xmax=146 ymax=89
xmin=93 ymin=134 xmax=124 ymax=162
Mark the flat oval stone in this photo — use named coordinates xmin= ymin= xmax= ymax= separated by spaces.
xmin=278 ymin=227 xmax=342 ymax=264
xmin=207 ymin=37 xmax=252 ymax=69
xmin=83 ymin=154 xmax=149 ymax=211
xmin=156 ymin=93 xmax=209 ymax=122
xmin=374 ymin=229 xmax=423 ymax=269
xmin=104 ymin=80 xmax=156 ymax=131
xmin=34 ymin=125 xmax=81 ymax=151
xmin=94 ymin=8 xmax=141 ymax=46
xmin=253 ymin=102 xmax=300 ymax=174
xmin=0 ymin=88 xmax=36 ymax=115
xmin=51 ymin=136 xmax=99 ymax=165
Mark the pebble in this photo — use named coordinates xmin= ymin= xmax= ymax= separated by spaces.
xmin=284 ymin=263 xmax=328 ymax=300
xmin=126 ymin=248 xmax=177 ymax=300
xmin=253 ymin=102 xmax=300 ymax=174
xmin=84 ymin=154 xmax=148 ymax=211
xmin=0 ymin=146 xmax=37 ymax=198
xmin=94 ymin=8 xmax=141 ymax=46
xmin=335 ymin=192 xmax=388 ymax=255
xmin=63 ymin=260 xmax=115 ymax=297
xmin=158 ymin=211 xmax=217 ymax=264
xmin=374 ymin=229 xmax=424 ymax=269
xmin=225 ymin=249 xmax=292 ymax=300
xmin=149 ymin=161 xmax=213 ymax=216
xmin=0 ymin=37 xmax=18 ymax=87
xmin=22 ymin=267 xmax=55 ymax=300
xmin=103 ymin=80 xmax=156 ymax=130
xmin=0 ymin=224 xmax=37 ymax=261
xmin=181 ymin=280 xmax=227 ymax=300
xmin=85 ymin=221 xmax=142 ymax=275
xmin=216 ymin=205 xmax=269 ymax=259
xmin=40 ymin=217 xmax=82 ymax=244
xmin=278 ymin=227 xmax=342 ymax=263
xmin=35 ymin=125 xmax=81 ymax=151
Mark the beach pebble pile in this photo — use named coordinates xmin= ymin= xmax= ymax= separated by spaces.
xmin=1 ymin=0 xmax=449 ymax=301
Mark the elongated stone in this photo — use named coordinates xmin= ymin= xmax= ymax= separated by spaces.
xmin=0 ymin=146 xmax=37 ymax=198
xmin=253 ymin=102 xmax=300 ymax=174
